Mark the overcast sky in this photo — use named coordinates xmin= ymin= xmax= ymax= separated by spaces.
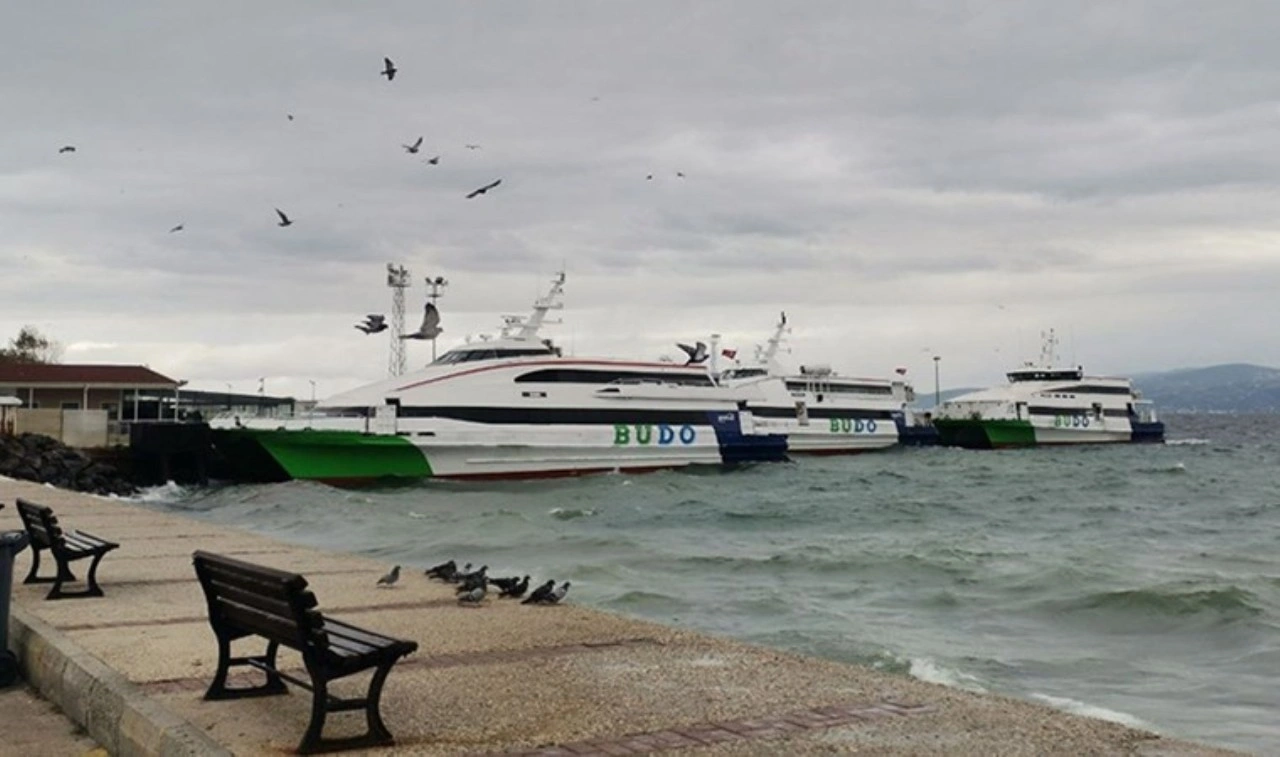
xmin=3 ymin=2 xmax=1279 ymax=399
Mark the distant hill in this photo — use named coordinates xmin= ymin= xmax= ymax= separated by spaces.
xmin=911 ymin=364 xmax=1280 ymax=413
xmin=1132 ymin=363 xmax=1280 ymax=414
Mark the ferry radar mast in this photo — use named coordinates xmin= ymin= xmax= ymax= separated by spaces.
xmin=386 ymin=263 xmax=410 ymax=377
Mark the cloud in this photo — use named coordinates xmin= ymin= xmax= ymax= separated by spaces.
xmin=2 ymin=1 xmax=1278 ymax=398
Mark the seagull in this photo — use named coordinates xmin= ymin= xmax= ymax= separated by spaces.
xmin=169 ymin=224 xmax=184 ymax=233
xmin=376 ymin=565 xmax=401 ymax=588
xmin=275 ymin=208 xmax=293 ymax=227
xmin=381 ymin=57 xmax=397 ymax=81
xmin=522 ymin=579 xmax=556 ymax=605
xmin=498 ymin=576 xmax=530 ymax=599
xmin=464 ymin=144 xmax=481 ymax=150
xmin=547 ymin=581 xmax=571 ymax=604
xmin=465 ymin=179 xmax=502 ymax=199
xmin=676 ymin=341 xmax=709 ymax=365
xmin=58 ymin=145 xmax=76 ymax=154
xmin=402 ymin=136 xmax=423 ymax=154
xmin=457 ymin=584 xmax=486 ymax=604
xmin=424 ymin=559 xmax=456 ymax=579
xmin=424 ymin=155 xmax=440 ymax=165
xmin=400 ymin=301 xmax=442 ymax=340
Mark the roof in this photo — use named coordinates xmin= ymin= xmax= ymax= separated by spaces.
xmin=0 ymin=362 xmax=179 ymax=388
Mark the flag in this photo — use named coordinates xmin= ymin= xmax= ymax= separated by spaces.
xmin=721 ymin=348 xmax=737 ymax=359
xmin=894 ymin=367 xmax=907 ymax=375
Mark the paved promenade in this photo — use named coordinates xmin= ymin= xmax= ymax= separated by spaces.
xmin=2 ymin=478 xmax=1244 ymax=756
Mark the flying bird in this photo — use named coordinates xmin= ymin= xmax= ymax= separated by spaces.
xmin=676 ymin=172 xmax=685 ymax=178
xmin=169 ymin=224 xmax=184 ymax=233
xmin=402 ymin=136 xmax=423 ymax=154
xmin=464 ymin=144 xmax=481 ymax=150
xmin=424 ymin=155 xmax=440 ymax=165
xmin=645 ymin=174 xmax=653 ymax=180
xmin=376 ymin=565 xmax=401 ymax=588
xmin=58 ymin=145 xmax=76 ymax=154
xmin=355 ymin=314 xmax=388 ymax=334
xmin=381 ymin=57 xmax=397 ymax=80
xmin=275 ymin=208 xmax=293 ymax=227
xmin=286 ymin=114 xmax=294 ymax=121
xmin=677 ymin=341 xmax=709 ymax=365
xmin=465 ymin=179 xmax=502 ymax=199
xmin=400 ymin=301 xmax=442 ymax=340
xmin=522 ymin=580 xmax=556 ymax=605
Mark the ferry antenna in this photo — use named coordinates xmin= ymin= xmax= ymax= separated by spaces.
xmin=386 ymin=263 xmax=410 ymax=377
xmin=425 ymin=274 xmax=449 ymax=361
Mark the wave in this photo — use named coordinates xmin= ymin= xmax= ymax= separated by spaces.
xmin=1165 ymin=438 xmax=1210 ymax=446
xmin=1137 ymin=462 xmax=1186 ymax=474
xmin=1055 ymin=585 xmax=1263 ymax=622
xmin=548 ymin=507 xmax=597 ymax=520
xmin=128 ymin=480 xmax=199 ymax=504
xmin=1029 ymin=693 xmax=1150 ymax=730
xmin=907 ymin=657 xmax=987 ymax=693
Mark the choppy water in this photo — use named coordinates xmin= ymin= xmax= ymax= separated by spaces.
xmin=136 ymin=414 xmax=1279 ymax=753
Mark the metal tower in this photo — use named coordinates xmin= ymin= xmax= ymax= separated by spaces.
xmin=386 ymin=263 xmax=410 ymax=377
xmin=424 ymin=274 xmax=449 ymax=361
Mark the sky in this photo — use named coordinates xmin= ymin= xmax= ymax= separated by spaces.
xmin=3 ymin=1 xmax=1279 ymax=399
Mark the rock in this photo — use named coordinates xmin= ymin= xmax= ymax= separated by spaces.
xmin=0 ymin=432 xmax=137 ymax=496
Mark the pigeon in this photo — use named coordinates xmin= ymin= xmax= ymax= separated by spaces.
xmin=402 ymin=136 xmax=423 ymax=154
xmin=547 ymin=581 xmax=571 ymax=604
xmin=169 ymin=224 xmax=184 ymax=233
xmin=465 ymin=179 xmax=502 ymax=199
xmin=645 ymin=174 xmax=653 ymax=180
xmin=424 ymin=155 xmax=440 ymax=165
xmin=376 ymin=565 xmax=401 ymax=588
xmin=424 ymin=559 xmax=456 ymax=579
xmin=355 ymin=316 xmax=388 ymax=334
xmin=457 ymin=584 xmax=486 ymax=604
xmin=287 ymin=114 xmax=294 ymax=121
xmin=275 ymin=208 xmax=293 ymax=227
xmin=400 ymin=301 xmax=442 ymax=340
xmin=58 ymin=145 xmax=76 ymax=154
xmin=676 ymin=172 xmax=685 ymax=178
xmin=676 ymin=341 xmax=709 ymax=365
xmin=456 ymin=566 xmax=488 ymax=592
xmin=498 ymin=575 xmax=530 ymax=599
xmin=488 ymin=575 xmax=522 ymax=592
xmin=522 ymin=579 xmax=556 ymax=605
xmin=381 ymin=57 xmax=397 ymax=81
xmin=464 ymin=144 xmax=481 ymax=150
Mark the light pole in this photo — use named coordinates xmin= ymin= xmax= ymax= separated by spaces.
xmin=308 ymin=380 xmax=316 ymax=424
xmin=225 ymin=383 xmax=232 ymax=411
xmin=933 ymin=355 xmax=941 ymax=407
xmin=425 ymin=275 xmax=449 ymax=362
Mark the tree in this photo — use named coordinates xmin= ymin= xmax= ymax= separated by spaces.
xmin=0 ymin=325 xmax=62 ymax=364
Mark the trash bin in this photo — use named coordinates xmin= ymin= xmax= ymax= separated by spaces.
xmin=0 ymin=530 xmax=30 ymax=688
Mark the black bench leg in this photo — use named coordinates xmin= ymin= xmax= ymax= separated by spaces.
xmin=83 ymin=551 xmax=108 ymax=597
xmin=45 ymin=554 xmax=102 ymax=600
xmin=296 ymin=662 xmax=398 ymax=754
xmin=204 ymin=639 xmax=288 ymax=700
xmin=23 ymin=547 xmax=70 ymax=585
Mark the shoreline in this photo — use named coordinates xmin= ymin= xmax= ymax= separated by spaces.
xmin=2 ymin=476 xmax=1245 ymax=755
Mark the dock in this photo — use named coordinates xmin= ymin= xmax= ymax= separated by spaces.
xmin=1 ymin=477 xmax=1240 ymax=756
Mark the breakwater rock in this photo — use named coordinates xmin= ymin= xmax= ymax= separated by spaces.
xmin=0 ymin=433 xmax=137 ymax=496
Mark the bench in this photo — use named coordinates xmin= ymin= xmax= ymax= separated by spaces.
xmin=192 ymin=550 xmax=419 ymax=754
xmin=15 ymin=498 xmax=119 ymax=600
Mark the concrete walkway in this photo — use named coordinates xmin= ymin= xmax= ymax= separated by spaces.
xmin=2 ymin=478 xmax=1243 ymax=756
xmin=0 ymin=682 xmax=102 ymax=757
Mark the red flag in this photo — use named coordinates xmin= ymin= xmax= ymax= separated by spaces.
xmin=721 ymin=349 xmax=737 ymax=359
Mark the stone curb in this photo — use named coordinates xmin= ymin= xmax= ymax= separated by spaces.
xmin=10 ymin=604 xmax=231 ymax=757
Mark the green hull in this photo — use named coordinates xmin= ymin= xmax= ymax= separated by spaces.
xmin=933 ymin=419 xmax=1036 ymax=449
xmin=211 ymin=428 xmax=432 ymax=484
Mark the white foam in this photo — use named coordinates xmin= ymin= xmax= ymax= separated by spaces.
xmin=907 ymin=657 xmax=987 ymax=693
xmin=1166 ymin=438 xmax=1210 ymax=446
xmin=1030 ymin=693 xmax=1151 ymax=730
xmin=129 ymin=480 xmax=191 ymax=503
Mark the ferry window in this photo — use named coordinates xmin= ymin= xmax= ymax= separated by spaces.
xmin=515 ymin=369 xmax=713 ymax=386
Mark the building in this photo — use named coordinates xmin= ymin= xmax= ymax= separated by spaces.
xmin=0 ymin=363 xmax=181 ymax=446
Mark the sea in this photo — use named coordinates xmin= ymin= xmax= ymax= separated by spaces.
xmin=134 ymin=413 xmax=1279 ymax=754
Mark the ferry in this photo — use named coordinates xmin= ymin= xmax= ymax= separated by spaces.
xmin=209 ymin=273 xmax=786 ymax=484
xmin=716 ymin=312 xmax=923 ymax=453
xmin=931 ymin=330 xmax=1164 ymax=449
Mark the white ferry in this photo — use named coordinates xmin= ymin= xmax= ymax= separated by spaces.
xmin=209 ymin=273 xmax=786 ymax=484
xmin=931 ymin=330 xmax=1164 ymax=449
xmin=716 ymin=312 xmax=921 ymax=454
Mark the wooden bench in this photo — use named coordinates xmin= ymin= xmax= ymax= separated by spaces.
xmin=15 ymin=498 xmax=118 ymax=600
xmin=192 ymin=551 xmax=419 ymax=754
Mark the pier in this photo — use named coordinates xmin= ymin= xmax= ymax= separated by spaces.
xmin=1 ymin=477 xmax=1240 ymax=756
